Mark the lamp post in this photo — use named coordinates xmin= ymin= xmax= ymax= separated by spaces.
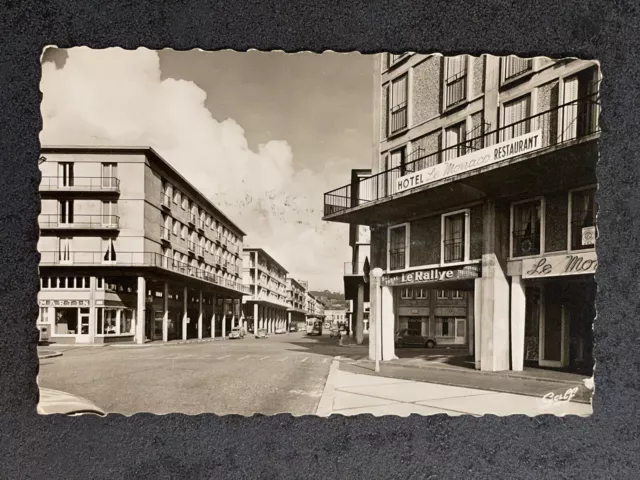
xmin=371 ymin=267 xmax=383 ymax=373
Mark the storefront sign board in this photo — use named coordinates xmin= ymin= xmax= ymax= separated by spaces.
xmin=38 ymin=299 xmax=90 ymax=307
xmin=384 ymin=264 xmax=480 ymax=286
xmin=522 ymin=251 xmax=597 ymax=279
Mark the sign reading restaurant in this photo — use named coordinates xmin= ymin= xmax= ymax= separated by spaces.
xmin=395 ymin=130 xmax=543 ymax=194
xmin=384 ymin=264 xmax=480 ymax=286
xmin=521 ymin=251 xmax=597 ymax=279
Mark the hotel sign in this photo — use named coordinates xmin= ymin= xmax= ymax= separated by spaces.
xmin=38 ymin=299 xmax=90 ymax=307
xmin=395 ymin=130 xmax=543 ymax=194
xmin=384 ymin=264 xmax=480 ymax=286
xmin=522 ymin=251 xmax=597 ymax=279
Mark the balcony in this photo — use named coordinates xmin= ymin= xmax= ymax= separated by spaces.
xmin=39 ymin=251 xmax=249 ymax=294
xmin=161 ymin=226 xmax=171 ymax=241
xmin=196 ymin=245 xmax=205 ymax=258
xmin=323 ymin=91 xmax=600 ymax=224
xmin=39 ymin=214 xmax=120 ymax=230
xmin=187 ymin=240 xmax=196 ymax=252
xmin=188 ymin=212 xmax=196 ymax=225
xmin=161 ymin=193 xmax=171 ymax=209
xmin=40 ymin=176 xmax=120 ymax=194
xmin=197 ymin=218 xmax=205 ymax=231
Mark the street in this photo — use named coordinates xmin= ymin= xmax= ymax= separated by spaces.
xmin=38 ymin=332 xmax=345 ymax=416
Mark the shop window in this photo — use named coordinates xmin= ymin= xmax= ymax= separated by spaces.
xmin=452 ymin=290 xmax=464 ymax=300
xmin=400 ymin=287 xmax=413 ymax=299
xmin=511 ymin=199 xmax=543 ymax=258
xmin=437 ymin=290 xmax=448 ymax=299
xmin=436 ymin=317 xmax=456 ymax=337
xmin=38 ymin=307 xmax=48 ymax=324
xmin=415 ymin=288 xmax=428 ymax=299
xmin=54 ymin=308 xmax=79 ymax=335
xmin=501 ymin=94 xmax=531 ymax=141
xmin=388 ymin=223 xmax=409 ymax=271
xmin=442 ymin=210 xmax=469 ymax=264
xmin=569 ymin=187 xmax=597 ymax=251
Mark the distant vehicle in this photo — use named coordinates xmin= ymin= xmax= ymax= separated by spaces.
xmin=329 ymin=326 xmax=341 ymax=339
xmin=228 ymin=327 xmax=244 ymax=339
xmin=394 ymin=329 xmax=437 ymax=348
xmin=307 ymin=320 xmax=323 ymax=336
xmin=38 ymin=388 xmax=105 ymax=416
xmin=255 ymin=328 xmax=269 ymax=339
xmin=289 ymin=323 xmax=298 ymax=332
xmin=275 ymin=327 xmax=286 ymax=334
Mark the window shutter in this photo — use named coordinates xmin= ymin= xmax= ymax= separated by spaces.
xmin=563 ymin=76 xmax=579 ymax=140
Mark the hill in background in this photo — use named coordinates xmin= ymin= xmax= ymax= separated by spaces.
xmin=309 ymin=290 xmax=348 ymax=310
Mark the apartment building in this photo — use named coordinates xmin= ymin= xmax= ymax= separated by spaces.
xmin=286 ymin=277 xmax=308 ymax=328
xmin=37 ymin=146 xmax=248 ymax=345
xmin=323 ymin=54 xmax=600 ymax=373
xmin=242 ymin=248 xmax=290 ymax=333
xmin=325 ymin=309 xmax=347 ymax=327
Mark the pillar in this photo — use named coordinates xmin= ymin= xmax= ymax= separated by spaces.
xmin=163 ymin=282 xmax=169 ymax=342
xmin=182 ymin=286 xmax=188 ymax=341
xmin=198 ymin=290 xmax=203 ymax=340
xmin=211 ymin=295 xmax=216 ymax=338
xmin=136 ymin=277 xmax=146 ymax=344
xmin=473 ymin=278 xmax=482 ymax=369
xmin=88 ymin=277 xmax=97 ymax=344
xmin=288 ymin=311 xmax=292 ymax=330
xmin=479 ymin=200 xmax=510 ymax=372
xmin=467 ymin=284 xmax=475 ymax=357
xmin=254 ymin=303 xmax=259 ymax=333
xmin=368 ymin=275 xmax=381 ymax=361
xmin=381 ymin=286 xmax=397 ymax=361
xmin=355 ymin=282 xmax=365 ymax=344
xmin=510 ymin=275 xmax=526 ymax=372
xmin=221 ymin=299 xmax=226 ymax=338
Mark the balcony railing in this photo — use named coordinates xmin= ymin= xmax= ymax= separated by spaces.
xmin=39 ymin=214 xmax=120 ymax=229
xmin=161 ymin=226 xmax=171 ymax=241
xmin=196 ymin=245 xmax=205 ymax=257
xmin=39 ymin=251 xmax=249 ymax=293
xmin=189 ymin=213 xmax=196 ymax=225
xmin=324 ymin=91 xmax=600 ymax=217
xmin=197 ymin=218 xmax=205 ymax=231
xmin=161 ymin=193 xmax=171 ymax=208
xmin=188 ymin=240 xmax=196 ymax=252
xmin=40 ymin=176 xmax=120 ymax=193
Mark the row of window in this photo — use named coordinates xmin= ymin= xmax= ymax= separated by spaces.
xmin=163 ymin=214 xmax=238 ymax=261
xmin=41 ymin=276 xmax=137 ymax=292
xmin=399 ymin=288 xmax=465 ymax=300
xmin=388 ymin=186 xmax=597 ymax=271
xmin=162 ymin=247 xmax=240 ymax=279
xmin=54 ymin=162 xmax=118 ymax=186
xmin=39 ymin=306 xmax=134 ymax=336
xmin=45 ymin=200 xmax=118 ymax=225
xmin=402 ymin=316 xmax=466 ymax=338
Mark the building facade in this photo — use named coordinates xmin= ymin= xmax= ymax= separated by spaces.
xmin=38 ymin=146 xmax=248 ymax=345
xmin=286 ymin=278 xmax=308 ymax=328
xmin=323 ymin=54 xmax=600 ymax=373
xmin=242 ymin=248 xmax=290 ymax=333
xmin=325 ymin=309 xmax=348 ymax=327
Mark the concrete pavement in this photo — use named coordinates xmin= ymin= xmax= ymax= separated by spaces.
xmin=317 ymin=357 xmax=593 ymax=417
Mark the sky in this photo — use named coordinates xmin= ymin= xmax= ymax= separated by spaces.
xmin=39 ymin=47 xmax=374 ymax=292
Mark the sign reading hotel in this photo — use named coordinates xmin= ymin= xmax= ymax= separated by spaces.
xmin=384 ymin=264 xmax=480 ymax=286
xmin=395 ymin=130 xmax=543 ymax=194
xmin=522 ymin=251 xmax=597 ymax=279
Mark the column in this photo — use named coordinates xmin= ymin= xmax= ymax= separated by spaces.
xmin=88 ymin=276 xmax=97 ymax=344
xmin=221 ymin=299 xmax=226 ymax=338
xmin=510 ymin=275 xmax=526 ymax=372
xmin=198 ymin=290 xmax=203 ymax=340
xmin=381 ymin=286 xmax=397 ymax=361
xmin=473 ymin=278 xmax=482 ymax=369
xmin=368 ymin=275 xmax=380 ymax=361
xmin=479 ymin=200 xmax=510 ymax=372
xmin=182 ymin=286 xmax=188 ymax=341
xmin=163 ymin=282 xmax=169 ymax=343
xmin=254 ymin=303 xmax=259 ymax=333
xmin=136 ymin=276 xmax=146 ymax=345
xmin=467 ymin=284 xmax=475 ymax=357
xmin=355 ymin=282 xmax=365 ymax=344
xmin=288 ymin=311 xmax=292 ymax=330
xmin=211 ymin=295 xmax=216 ymax=338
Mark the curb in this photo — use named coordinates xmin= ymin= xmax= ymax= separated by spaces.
xmin=316 ymin=356 xmax=341 ymax=417
xmin=38 ymin=352 xmax=63 ymax=359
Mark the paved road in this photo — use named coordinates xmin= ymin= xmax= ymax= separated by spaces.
xmin=37 ymin=332 xmax=347 ymax=416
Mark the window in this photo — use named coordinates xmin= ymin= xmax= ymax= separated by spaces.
xmin=172 ymin=219 xmax=179 ymax=236
xmin=389 ymin=74 xmax=408 ymax=134
xmin=59 ymin=200 xmax=74 ymax=224
xmin=102 ymin=238 xmax=117 ymax=263
xmin=181 ymin=196 xmax=188 ymax=210
xmin=101 ymin=163 xmax=117 ymax=188
xmin=444 ymin=122 xmax=467 ymax=162
xmin=388 ymin=224 xmax=408 ymax=271
xmin=415 ymin=288 xmax=428 ymax=299
xmin=437 ymin=290 xmax=448 ymax=299
xmin=58 ymin=237 xmax=72 ymax=263
xmin=502 ymin=95 xmax=531 ymax=141
xmin=400 ymin=288 xmax=413 ymax=299
xmin=444 ymin=56 xmax=468 ymax=108
xmin=102 ymin=201 xmax=118 ymax=225
xmin=442 ymin=210 xmax=469 ymax=264
xmin=436 ymin=317 xmax=456 ymax=337
xmin=181 ymin=225 xmax=187 ymax=240
xmin=97 ymin=308 xmax=134 ymax=336
xmin=511 ymin=199 xmax=543 ymax=258
xmin=59 ymin=162 xmax=75 ymax=187
xmin=569 ymin=187 xmax=597 ymax=251
xmin=452 ymin=290 xmax=464 ymax=300
xmin=388 ymin=53 xmax=407 ymax=67
xmin=501 ymin=56 xmax=533 ymax=83
xmin=173 ymin=189 xmax=180 ymax=205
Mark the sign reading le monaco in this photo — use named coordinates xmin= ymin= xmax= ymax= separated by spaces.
xmin=395 ymin=130 xmax=543 ymax=194
xmin=522 ymin=251 xmax=597 ymax=279
xmin=385 ymin=264 xmax=481 ymax=286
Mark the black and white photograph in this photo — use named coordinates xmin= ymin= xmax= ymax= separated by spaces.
xmin=35 ymin=47 xmax=599 ymax=418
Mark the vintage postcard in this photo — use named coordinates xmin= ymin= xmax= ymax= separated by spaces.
xmin=36 ymin=47 xmax=598 ymax=417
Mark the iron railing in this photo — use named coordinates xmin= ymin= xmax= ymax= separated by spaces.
xmin=40 ymin=176 xmax=120 ymax=192
xmin=512 ymin=230 xmax=541 ymax=257
xmin=39 ymin=214 xmax=120 ymax=229
xmin=443 ymin=240 xmax=464 ymax=263
xmin=324 ymin=91 xmax=600 ymax=217
xmin=39 ymin=251 xmax=249 ymax=293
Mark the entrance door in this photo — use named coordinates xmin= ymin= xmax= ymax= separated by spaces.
xmin=455 ymin=318 xmax=466 ymax=345
xmin=539 ymin=287 xmax=569 ymax=368
xmin=75 ymin=308 xmax=92 ymax=343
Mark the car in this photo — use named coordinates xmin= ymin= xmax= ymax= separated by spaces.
xmin=228 ymin=327 xmax=244 ymax=339
xmin=394 ymin=328 xmax=437 ymax=348
xmin=255 ymin=328 xmax=269 ymax=339
xmin=289 ymin=324 xmax=298 ymax=332
xmin=329 ymin=327 xmax=341 ymax=339
xmin=274 ymin=327 xmax=286 ymax=334
xmin=38 ymin=388 xmax=105 ymax=416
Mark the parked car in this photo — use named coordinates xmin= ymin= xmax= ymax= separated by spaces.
xmin=38 ymin=388 xmax=105 ymax=416
xmin=289 ymin=324 xmax=298 ymax=332
xmin=228 ymin=327 xmax=244 ymax=339
xmin=255 ymin=328 xmax=269 ymax=339
xmin=394 ymin=329 xmax=437 ymax=348
xmin=275 ymin=327 xmax=286 ymax=334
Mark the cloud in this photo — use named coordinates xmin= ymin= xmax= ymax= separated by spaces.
xmin=40 ymin=47 xmax=351 ymax=291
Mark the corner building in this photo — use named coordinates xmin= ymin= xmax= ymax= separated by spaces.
xmin=37 ymin=146 xmax=248 ymax=344
xmin=323 ymin=54 xmax=600 ymax=373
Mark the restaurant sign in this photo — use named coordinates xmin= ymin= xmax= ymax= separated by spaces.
xmin=38 ymin=299 xmax=90 ymax=307
xmin=522 ymin=251 xmax=597 ymax=279
xmin=395 ymin=130 xmax=542 ymax=194
xmin=384 ymin=264 xmax=480 ymax=286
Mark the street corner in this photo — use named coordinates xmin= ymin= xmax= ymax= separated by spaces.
xmin=315 ymin=355 xmax=342 ymax=417
xmin=38 ymin=351 xmax=63 ymax=360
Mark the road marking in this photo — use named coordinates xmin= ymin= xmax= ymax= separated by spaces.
xmin=216 ymin=355 xmax=230 ymax=360
xmin=260 ymin=356 xmax=270 ymax=360
xmin=279 ymin=357 xmax=289 ymax=362
xmin=301 ymin=357 xmax=309 ymax=363
xmin=322 ymin=358 xmax=329 ymax=364
xmin=238 ymin=356 xmax=250 ymax=360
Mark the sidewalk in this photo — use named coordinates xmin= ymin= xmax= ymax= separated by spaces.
xmin=317 ymin=357 xmax=592 ymax=417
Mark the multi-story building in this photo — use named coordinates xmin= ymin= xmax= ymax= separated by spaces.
xmin=37 ymin=145 xmax=249 ymax=344
xmin=325 ymin=309 xmax=347 ymax=327
xmin=286 ymin=277 xmax=308 ymax=329
xmin=323 ymin=54 xmax=600 ymax=373
xmin=242 ymin=248 xmax=290 ymax=333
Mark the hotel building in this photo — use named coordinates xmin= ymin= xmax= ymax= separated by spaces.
xmin=37 ymin=146 xmax=248 ymax=345
xmin=323 ymin=54 xmax=600 ymax=373
xmin=242 ymin=248 xmax=290 ymax=333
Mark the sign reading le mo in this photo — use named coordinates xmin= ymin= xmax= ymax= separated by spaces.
xmin=395 ymin=130 xmax=543 ymax=194
xmin=522 ymin=251 xmax=597 ymax=279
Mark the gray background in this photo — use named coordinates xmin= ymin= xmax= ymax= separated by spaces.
xmin=0 ymin=0 xmax=637 ymax=478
